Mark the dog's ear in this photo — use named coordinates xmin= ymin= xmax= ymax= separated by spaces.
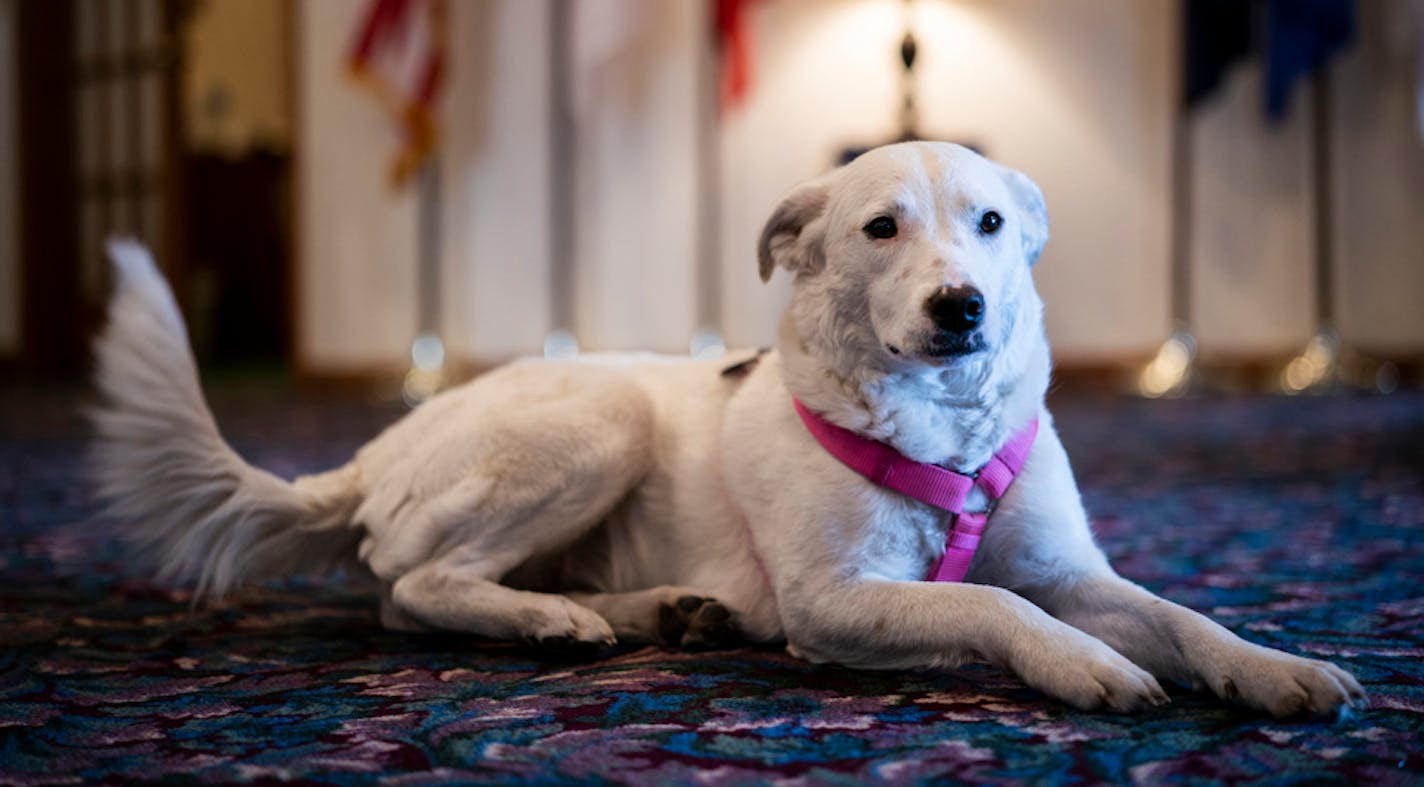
xmin=757 ymin=175 xmax=833 ymax=282
xmin=1001 ymin=168 xmax=1049 ymax=266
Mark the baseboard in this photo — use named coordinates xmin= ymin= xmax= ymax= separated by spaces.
xmin=1053 ymin=351 xmax=1424 ymax=395
xmin=287 ymin=350 xmax=1424 ymax=398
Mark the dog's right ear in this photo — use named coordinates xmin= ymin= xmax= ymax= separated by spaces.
xmin=757 ymin=175 xmax=834 ymax=283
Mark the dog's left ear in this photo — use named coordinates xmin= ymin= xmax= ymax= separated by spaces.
xmin=1000 ymin=167 xmax=1049 ymax=266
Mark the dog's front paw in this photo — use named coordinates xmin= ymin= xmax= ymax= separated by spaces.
xmin=657 ymin=596 xmax=740 ymax=650
xmin=1015 ymin=629 xmax=1169 ymax=712
xmin=1204 ymin=646 xmax=1366 ymax=718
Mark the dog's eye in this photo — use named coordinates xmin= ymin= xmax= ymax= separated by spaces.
xmin=979 ymin=211 xmax=1003 ymax=235
xmin=863 ymin=216 xmax=897 ymax=240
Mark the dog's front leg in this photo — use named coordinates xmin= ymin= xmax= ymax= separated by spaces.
xmin=778 ymin=578 xmax=1167 ymax=712
xmin=986 ymin=423 xmax=1366 ymax=717
xmin=1029 ymin=575 xmax=1366 ymax=718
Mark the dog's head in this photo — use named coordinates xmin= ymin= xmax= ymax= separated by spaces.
xmin=759 ymin=142 xmax=1048 ymax=376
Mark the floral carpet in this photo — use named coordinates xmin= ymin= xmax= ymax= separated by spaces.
xmin=1 ymin=380 xmax=1421 ymax=785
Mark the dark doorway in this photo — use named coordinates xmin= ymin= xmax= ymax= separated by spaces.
xmin=12 ymin=0 xmax=293 ymax=377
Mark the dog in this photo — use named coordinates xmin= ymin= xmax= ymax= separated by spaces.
xmin=92 ymin=141 xmax=1364 ymax=717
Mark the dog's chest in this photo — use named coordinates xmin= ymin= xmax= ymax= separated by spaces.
xmin=858 ymin=486 xmax=992 ymax=581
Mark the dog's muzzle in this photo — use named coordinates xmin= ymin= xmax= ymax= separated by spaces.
xmin=924 ymin=286 xmax=987 ymax=357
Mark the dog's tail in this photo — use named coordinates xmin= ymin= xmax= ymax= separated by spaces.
xmin=90 ymin=238 xmax=364 ymax=600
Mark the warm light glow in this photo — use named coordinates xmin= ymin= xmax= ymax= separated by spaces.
xmin=402 ymin=368 xmax=442 ymax=407
xmin=1280 ymin=331 xmax=1338 ymax=394
xmin=1138 ymin=331 xmax=1196 ymax=398
xmin=762 ymin=0 xmax=996 ymax=146
xmin=403 ymin=332 xmax=447 ymax=406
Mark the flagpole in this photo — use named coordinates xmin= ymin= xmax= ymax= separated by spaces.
xmin=544 ymin=0 xmax=578 ymax=358
xmin=403 ymin=154 xmax=446 ymax=405
xmin=1139 ymin=0 xmax=1197 ymax=398
xmin=691 ymin=4 xmax=724 ymax=359
xmin=419 ymin=156 xmax=442 ymax=340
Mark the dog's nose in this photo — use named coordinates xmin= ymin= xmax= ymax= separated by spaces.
xmin=925 ymin=286 xmax=985 ymax=333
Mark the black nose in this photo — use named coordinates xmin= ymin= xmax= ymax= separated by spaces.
xmin=925 ymin=286 xmax=985 ymax=333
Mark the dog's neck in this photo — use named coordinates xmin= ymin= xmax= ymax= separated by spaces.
xmin=778 ymin=298 xmax=1049 ymax=473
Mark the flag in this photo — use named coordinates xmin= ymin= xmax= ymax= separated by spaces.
xmin=1183 ymin=0 xmax=1354 ymax=123
xmin=347 ymin=0 xmax=447 ymax=187
xmin=715 ymin=0 xmax=756 ymax=110
xmin=1263 ymin=0 xmax=1354 ymax=122
xmin=1183 ymin=0 xmax=1253 ymax=109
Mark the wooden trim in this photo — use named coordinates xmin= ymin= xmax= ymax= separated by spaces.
xmin=124 ymin=3 xmax=143 ymax=236
xmin=1052 ymin=351 xmax=1424 ymax=394
xmin=0 ymin=0 xmax=16 ymax=363
xmin=285 ymin=0 xmax=300 ymax=371
xmin=290 ymin=0 xmax=312 ymax=378
xmin=288 ymin=350 xmax=1424 ymax=389
xmin=292 ymin=362 xmax=405 ymax=395
xmin=159 ymin=0 xmax=186 ymax=316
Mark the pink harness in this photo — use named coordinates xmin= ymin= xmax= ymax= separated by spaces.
xmin=792 ymin=399 xmax=1039 ymax=583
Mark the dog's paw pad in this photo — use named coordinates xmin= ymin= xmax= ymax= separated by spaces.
xmin=658 ymin=596 xmax=741 ymax=650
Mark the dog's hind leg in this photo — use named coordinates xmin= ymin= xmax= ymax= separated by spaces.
xmin=567 ymin=588 xmax=741 ymax=648
xmin=373 ymin=367 xmax=659 ymax=646
xmin=390 ymin=546 xmax=617 ymax=647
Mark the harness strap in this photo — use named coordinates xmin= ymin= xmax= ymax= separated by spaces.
xmin=792 ymin=399 xmax=1039 ymax=583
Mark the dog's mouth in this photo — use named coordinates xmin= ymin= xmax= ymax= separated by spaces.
xmin=886 ymin=332 xmax=987 ymax=361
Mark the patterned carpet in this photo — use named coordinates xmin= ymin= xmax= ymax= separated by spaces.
xmin=2 ymin=379 xmax=1422 ymax=785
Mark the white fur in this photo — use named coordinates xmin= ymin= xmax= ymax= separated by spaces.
xmin=92 ymin=142 xmax=1364 ymax=717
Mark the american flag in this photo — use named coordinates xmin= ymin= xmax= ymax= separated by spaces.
xmin=347 ymin=0 xmax=447 ymax=187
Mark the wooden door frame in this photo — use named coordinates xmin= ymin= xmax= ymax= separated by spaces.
xmin=13 ymin=0 xmax=186 ymax=377
xmin=15 ymin=1 xmax=82 ymax=375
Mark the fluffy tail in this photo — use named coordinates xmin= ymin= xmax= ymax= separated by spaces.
xmin=90 ymin=238 xmax=364 ymax=600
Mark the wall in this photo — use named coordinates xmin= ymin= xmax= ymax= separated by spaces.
xmin=438 ymin=0 xmax=704 ymax=359
xmin=438 ymin=0 xmax=553 ymax=361
xmin=0 ymin=0 xmax=17 ymax=357
xmin=1330 ymin=0 xmax=1424 ymax=354
xmin=184 ymin=0 xmax=291 ymax=154
xmin=572 ymin=1 xmax=701 ymax=352
xmin=1186 ymin=0 xmax=1424 ymax=360
xmin=298 ymin=0 xmax=702 ymax=368
xmin=294 ymin=0 xmax=1424 ymax=374
xmin=1190 ymin=61 xmax=1317 ymax=358
xmin=296 ymin=0 xmax=418 ymax=371
xmin=721 ymin=0 xmax=1174 ymax=359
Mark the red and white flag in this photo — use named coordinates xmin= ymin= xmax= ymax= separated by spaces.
xmin=714 ymin=0 xmax=757 ymax=110
xmin=347 ymin=0 xmax=447 ymax=187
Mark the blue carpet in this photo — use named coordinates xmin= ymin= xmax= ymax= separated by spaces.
xmin=1 ymin=382 xmax=1421 ymax=784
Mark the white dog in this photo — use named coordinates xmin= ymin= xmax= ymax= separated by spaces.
xmin=92 ymin=141 xmax=1364 ymax=717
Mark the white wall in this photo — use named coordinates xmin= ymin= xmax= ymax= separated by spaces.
xmin=1330 ymin=0 xmax=1424 ymax=353
xmin=296 ymin=0 xmax=418 ymax=372
xmin=1187 ymin=0 xmax=1424 ymax=359
xmin=573 ymin=1 xmax=701 ymax=352
xmin=294 ymin=0 xmax=1424 ymax=373
xmin=446 ymin=0 xmax=702 ymax=358
xmin=439 ymin=0 xmax=552 ymax=361
xmin=0 ymin=0 xmax=18 ymax=357
xmin=1190 ymin=62 xmax=1318 ymax=358
xmin=721 ymin=0 xmax=1175 ymax=359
